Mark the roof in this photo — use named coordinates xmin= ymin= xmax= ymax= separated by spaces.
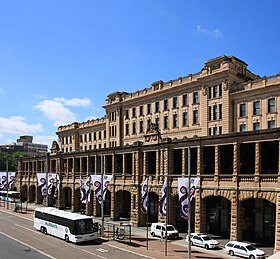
xmin=35 ymin=207 xmax=93 ymax=221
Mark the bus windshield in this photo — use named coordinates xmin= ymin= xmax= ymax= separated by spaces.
xmin=75 ymin=219 xmax=95 ymax=235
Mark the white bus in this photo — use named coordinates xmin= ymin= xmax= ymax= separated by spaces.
xmin=34 ymin=207 xmax=99 ymax=243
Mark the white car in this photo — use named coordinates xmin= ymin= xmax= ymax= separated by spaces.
xmin=186 ymin=233 xmax=219 ymax=249
xmin=224 ymin=241 xmax=265 ymax=259
xmin=150 ymin=223 xmax=179 ymax=239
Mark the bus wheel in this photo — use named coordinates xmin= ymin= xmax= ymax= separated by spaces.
xmin=43 ymin=228 xmax=47 ymax=235
xmin=40 ymin=227 xmax=44 ymax=233
xmin=65 ymin=235 xmax=69 ymax=242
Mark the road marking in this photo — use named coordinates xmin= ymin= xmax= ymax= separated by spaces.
xmin=96 ymin=248 xmax=108 ymax=253
xmin=0 ymin=209 xmax=33 ymax=222
xmin=15 ymin=223 xmax=40 ymax=235
xmin=106 ymin=243 xmax=156 ymax=259
xmin=68 ymin=244 xmax=108 ymax=259
xmin=0 ymin=231 xmax=56 ymax=259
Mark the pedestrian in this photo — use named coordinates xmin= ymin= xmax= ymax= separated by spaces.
xmin=160 ymin=229 xmax=164 ymax=242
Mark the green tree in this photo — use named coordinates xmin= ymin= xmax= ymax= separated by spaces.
xmin=0 ymin=152 xmax=29 ymax=171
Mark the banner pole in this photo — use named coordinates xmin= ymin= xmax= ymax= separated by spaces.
xmin=187 ymin=147 xmax=191 ymax=259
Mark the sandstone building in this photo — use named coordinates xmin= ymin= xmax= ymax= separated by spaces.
xmin=17 ymin=56 xmax=280 ymax=252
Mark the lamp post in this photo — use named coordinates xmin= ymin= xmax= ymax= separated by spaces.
xmin=6 ymin=154 xmax=9 ymax=209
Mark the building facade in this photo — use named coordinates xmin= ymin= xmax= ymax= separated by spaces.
xmin=17 ymin=56 xmax=280 ymax=252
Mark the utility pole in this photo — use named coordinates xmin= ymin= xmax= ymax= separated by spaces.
xmin=46 ymin=152 xmax=49 ymax=207
xmin=187 ymin=146 xmax=191 ymax=259
xmin=101 ymin=152 xmax=104 ymax=237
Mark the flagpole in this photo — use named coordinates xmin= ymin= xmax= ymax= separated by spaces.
xmin=165 ymin=176 xmax=168 ymax=255
xmin=46 ymin=152 xmax=49 ymax=207
xmin=187 ymin=147 xmax=191 ymax=259
xmin=146 ymin=179 xmax=149 ymax=250
xmin=101 ymin=152 xmax=104 ymax=237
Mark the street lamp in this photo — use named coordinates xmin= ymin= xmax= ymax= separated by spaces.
xmin=5 ymin=147 xmax=9 ymax=210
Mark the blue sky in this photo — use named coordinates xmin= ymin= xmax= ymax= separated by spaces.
xmin=0 ymin=0 xmax=279 ymax=148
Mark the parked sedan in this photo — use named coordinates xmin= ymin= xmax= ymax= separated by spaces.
xmin=186 ymin=233 xmax=219 ymax=249
xmin=224 ymin=241 xmax=265 ymax=259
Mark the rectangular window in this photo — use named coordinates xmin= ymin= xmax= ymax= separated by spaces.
xmin=132 ymin=107 xmax=136 ymax=117
xmin=139 ymin=105 xmax=143 ymax=116
xmin=213 ymin=105 xmax=218 ymax=120
xmin=268 ymin=98 xmax=276 ymax=113
xmin=183 ymin=112 xmax=188 ymax=126
xmin=164 ymin=99 xmax=168 ymax=110
xmin=139 ymin=121 xmax=143 ymax=133
xmin=239 ymin=124 xmax=246 ymax=132
xmin=208 ymin=128 xmax=212 ymax=136
xmin=193 ymin=92 xmax=199 ymax=104
xmin=219 ymin=84 xmax=222 ymax=96
xmin=208 ymin=87 xmax=212 ymax=99
xmin=125 ymin=109 xmax=129 ymax=119
xmin=89 ymin=133 xmax=92 ymax=141
xmin=103 ymin=130 xmax=106 ymax=139
xmin=183 ymin=94 xmax=188 ymax=106
xmin=213 ymin=85 xmax=218 ymax=98
xmin=268 ymin=120 xmax=275 ymax=129
xmin=147 ymin=103 xmax=151 ymax=114
xmin=173 ymin=97 xmax=178 ymax=108
xmin=219 ymin=104 xmax=222 ymax=119
xmin=155 ymin=101 xmax=160 ymax=113
xmin=93 ymin=132 xmax=96 ymax=140
xmin=219 ymin=126 xmax=222 ymax=135
xmin=99 ymin=131 xmax=102 ymax=139
xmin=84 ymin=134 xmax=87 ymax=142
xmin=208 ymin=106 xmax=212 ymax=121
xmin=132 ymin=122 xmax=136 ymax=134
xmin=173 ymin=114 xmax=178 ymax=128
xmin=253 ymin=122 xmax=260 ymax=131
xmin=155 ymin=117 xmax=160 ymax=129
xmin=125 ymin=124 xmax=129 ymax=135
xmin=239 ymin=103 xmax=246 ymax=117
xmin=213 ymin=127 xmax=218 ymax=135
xmin=253 ymin=101 xmax=260 ymax=115
xmin=193 ymin=110 xmax=199 ymax=124
xmin=164 ymin=116 xmax=168 ymax=129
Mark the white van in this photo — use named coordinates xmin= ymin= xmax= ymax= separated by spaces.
xmin=150 ymin=223 xmax=179 ymax=239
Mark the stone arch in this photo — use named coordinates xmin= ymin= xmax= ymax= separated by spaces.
xmin=115 ymin=190 xmax=131 ymax=220
xmin=20 ymin=184 xmax=28 ymax=202
xmin=61 ymin=186 xmax=72 ymax=209
xmin=203 ymin=195 xmax=231 ymax=238
xmin=148 ymin=191 xmax=159 ymax=223
xmin=28 ymin=185 xmax=36 ymax=202
xmin=240 ymin=197 xmax=276 ymax=245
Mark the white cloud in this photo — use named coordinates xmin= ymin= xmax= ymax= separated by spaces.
xmin=33 ymin=135 xmax=57 ymax=149
xmin=34 ymin=100 xmax=77 ymax=127
xmin=0 ymin=116 xmax=43 ymax=135
xmin=34 ymin=97 xmax=93 ymax=127
xmin=53 ymin=97 xmax=91 ymax=107
xmin=196 ymin=25 xmax=222 ymax=38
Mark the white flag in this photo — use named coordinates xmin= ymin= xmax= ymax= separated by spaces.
xmin=48 ymin=173 xmax=56 ymax=196
xmin=54 ymin=174 xmax=60 ymax=198
xmin=0 ymin=172 xmax=16 ymax=191
xmin=141 ymin=178 xmax=148 ymax=214
xmin=85 ymin=176 xmax=91 ymax=203
xmin=91 ymin=175 xmax=102 ymax=204
xmin=37 ymin=173 xmax=47 ymax=196
xmin=159 ymin=179 xmax=167 ymax=216
xmin=178 ymin=177 xmax=199 ymax=221
xmin=0 ymin=172 xmax=6 ymax=190
xmin=80 ymin=177 xmax=86 ymax=203
xmin=91 ymin=175 xmax=112 ymax=205
xmin=102 ymin=175 xmax=112 ymax=200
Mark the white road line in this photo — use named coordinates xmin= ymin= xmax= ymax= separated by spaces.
xmin=68 ymin=244 xmax=108 ymax=259
xmin=96 ymin=248 xmax=108 ymax=253
xmin=106 ymin=243 xmax=156 ymax=259
xmin=0 ymin=231 xmax=57 ymax=259
xmin=14 ymin=223 xmax=41 ymax=235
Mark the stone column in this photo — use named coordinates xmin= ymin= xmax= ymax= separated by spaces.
xmin=230 ymin=190 xmax=242 ymax=241
xmin=233 ymin=143 xmax=240 ymax=184
xmin=214 ymin=145 xmax=220 ymax=181
xmin=122 ymin=153 xmax=126 ymax=179
xmin=274 ymin=192 xmax=280 ymax=253
xmin=194 ymin=188 xmax=202 ymax=233
xmin=255 ymin=142 xmax=260 ymax=182
xmin=197 ymin=146 xmax=202 ymax=176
